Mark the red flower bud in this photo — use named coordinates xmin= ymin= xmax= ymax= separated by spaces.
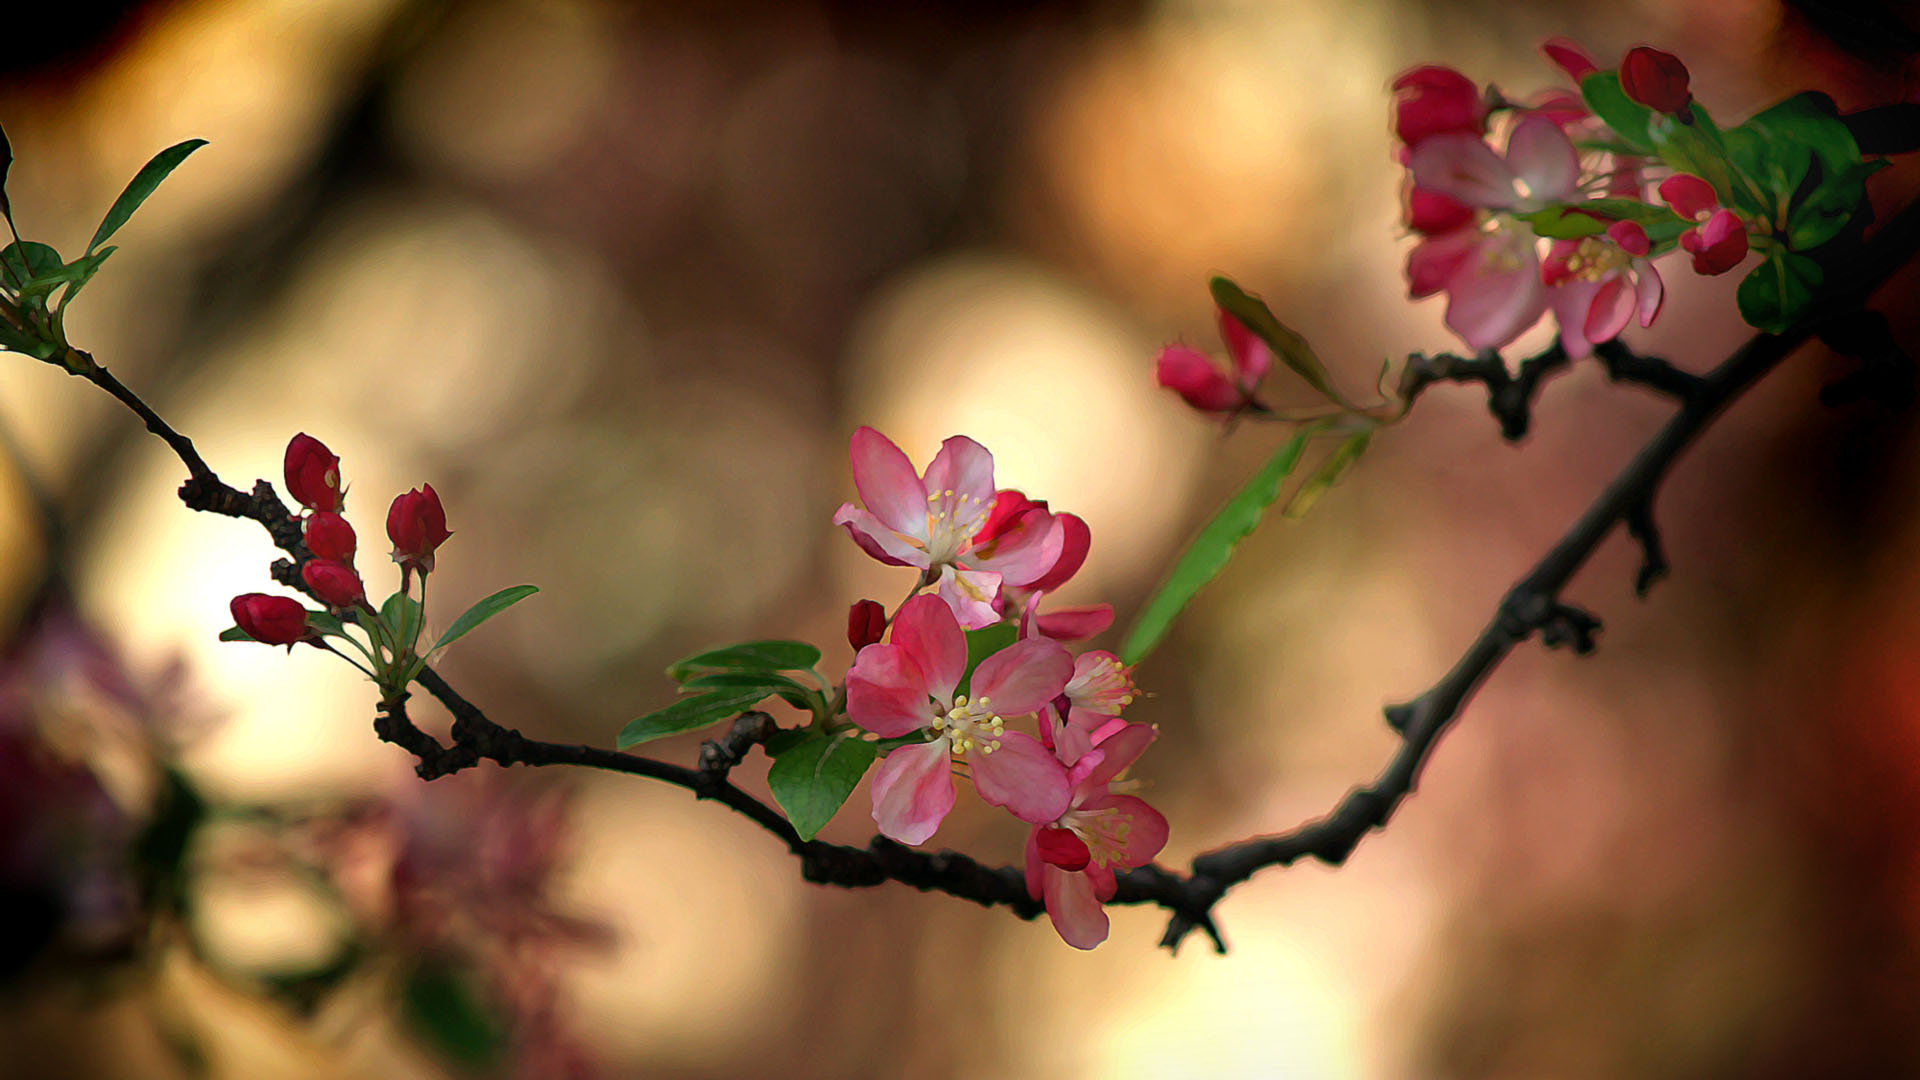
xmin=1036 ymin=826 xmax=1091 ymax=871
xmin=1658 ymin=174 xmax=1719 ymax=221
xmin=1155 ymin=345 xmax=1244 ymax=414
xmin=847 ymin=600 xmax=887 ymax=652
xmin=387 ymin=484 xmax=452 ymax=579
xmin=284 ymin=433 xmax=343 ymax=513
xmin=1619 ymin=47 xmax=1691 ymax=115
xmin=303 ymin=511 xmax=356 ymax=563
xmin=1406 ymin=187 xmax=1475 ymax=236
xmin=1391 ymin=65 xmax=1486 ymax=148
xmin=1680 ymin=209 xmax=1749 ymax=276
xmin=230 ymin=593 xmax=310 ymax=645
xmin=301 ymin=559 xmax=366 ymax=609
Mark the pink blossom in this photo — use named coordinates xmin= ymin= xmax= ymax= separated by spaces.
xmin=1024 ymin=722 xmax=1168 ymax=949
xmin=1680 ymin=209 xmax=1749 ymax=276
xmin=1539 ymin=226 xmax=1664 ymax=358
xmin=848 ymin=595 xmax=1073 ymax=844
xmin=1390 ymin=66 xmax=1486 ymax=149
xmin=1659 ymin=174 xmax=1719 ymax=221
xmin=1408 ymin=118 xmax=1580 ymax=214
xmin=1407 ymin=223 xmax=1549 ymax=351
xmin=833 ymin=429 xmax=1063 ymax=629
xmin=1153 ymin=307 xmax=1273 ymax=417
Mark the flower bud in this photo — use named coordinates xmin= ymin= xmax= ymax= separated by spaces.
xmin=1658 ymin=174 xmax=1718 ymax=221
xmin=1619 ymin=47 xmax=1691 ymax=115
xmin=230 ymin=593 xmax=310 ymax=645
xmin=1154 ymin=345 xmax=1243 ymax=413
xmin=847 ymin=600 xmax=887 ymax=652
xmin=284 ymin=433 xmax=343 ymax=513
xmin=303 ymin=511 xmax=356 ymax=563
xmin=301 ymin=559 xmax=366 ymax=609
xmin=1391 ymin=65 xmax=1486 ymax=148
xmin=1680 ymin=209 xmax=1749 ymax=276
xmin=387 ymin=484 xmax=453 ymax=580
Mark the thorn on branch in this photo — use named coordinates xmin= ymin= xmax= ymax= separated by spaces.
xmin=1624 ymin=500 xmax=1669 ymax=597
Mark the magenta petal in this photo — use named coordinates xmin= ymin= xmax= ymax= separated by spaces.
xmin=870 ymin=739 xmax=956 ymax=845
xmin=936 ymin=565 xmax=1003 ymax=630
xmin=1218 ymin=310 xmax=1273 ymax=387
xmin=971 ymin=638 xmax=1073 ymax=715
xmin=1408 ymin=133 xmax=1517 ymax=209
xmin=1633 ymin=261 xmax=1664 ymax=327
xmin=1042 ymin=866 xmax=1109 ymax=949
xmin=922 ymin=436 xmax=996 ymax=525
xmin=1658 ymin=174 xmax=1718 ymax=220
xmin=849 ymin=427 xmax=929 ymax=538
xmin=891 ymin=594 xmax=966 ymax=703
xmin=1406 ymin=229 xmax=1479 ymax=299
xmin=1155 ymin=346 xmax=1243 ymax=412
xmin=1025 ymin=513 xmax=1090 ymax=594
xmin=966 ymin=508 xmax=1063 ymax=587
xmin=969 ymin=731 xmax=1071 ymax=823
xmin=1582 ymin=275 xmax=1635 ymax=347
xmin=845 ymin=644 xmax=936 ymax=737
xmin=1505 ymin=117 xmax=1579 ymax=204
xmin=1035 ymin=604 xmax=1114 ymax=641
xmin=833 ymin=504 xmax=930 ymax=568
xmin=1081 ymin=793 xmax=1169 ymax=867
xmin=1081 ymin=721 xmax=1155 ymax=788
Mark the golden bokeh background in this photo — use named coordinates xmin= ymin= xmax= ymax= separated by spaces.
xmin=3 ymin=0 xmax=1919 ymax=1076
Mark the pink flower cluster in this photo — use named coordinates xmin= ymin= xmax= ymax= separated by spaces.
xmin=835 ymin=428 xmax=1166 ymax=947
xmin=1397 ymin=42 xmax=1746 ymax=358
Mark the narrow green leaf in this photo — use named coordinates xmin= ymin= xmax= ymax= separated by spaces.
xmin=958 ymin=622 xmax=1018 ymax=700
xmin=1520 ymin=198 xmax=1679 ymax=240
xmin=55 ymin=246 xmax=115 ymax=310
xmin=432 ymin=584 xmax=538 ymax=652
xmin=1284 ymin=428 xmax=1373 ymax=518
xmin=1120 ymin=424 xmax=1320 ymax=665
xmin=1579 ymin=72 xmax=1654 ymax=154
xmin=680 ymin=670 xmax=814 ymax=709
xmin=1209 ymin=276 xmax=1346 ymax=405
xmin=617 ymin=689 xmax=773 ymax=748
xmin=1736 ymin=252 xmax=1822 ymax=334
xmin=666 ymin=640 xmax=821 ymax=682
xmin=218 ymin=626 xmax=253 ymax=642
xmin=309 ymin=610 xmax=348 ymax=638
xmin=88 ymin=139 xmax=207 ymax=254
xmin=767 ymin=731 xmax=877 ymax=841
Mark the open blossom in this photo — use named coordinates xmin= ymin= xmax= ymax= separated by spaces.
xmin=832 ymin=429 xmax=1063 ymax=629
xmin=1659 ymin=174 xmax=1749 ymax=276
xmin=847 ymin=595 xmax=1072 ymax=844
xmin=989 ymin=495 xmax=1112 ymax=641
xmin=1154 ymin=307 xmax=1273 ymax=417
xmin=1025 ymin=722 xmax=1168 ymax=949
xmin=1540 ymin=220 xmax=1664 ymax=358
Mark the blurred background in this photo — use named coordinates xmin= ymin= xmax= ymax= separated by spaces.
xmin=0 ymin=0 xmax=1917 ymax=1076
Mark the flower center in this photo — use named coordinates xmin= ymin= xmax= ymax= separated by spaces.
xmin=933 ymin=695 xmax=1004 ymax=756
xmin=1060 ymin=804 xmax=1131 ymax=869
xmin=1560 ymin=236 xmax=1628 ymax=281
xmin=924 ymin=489 xmax=989 ymax=565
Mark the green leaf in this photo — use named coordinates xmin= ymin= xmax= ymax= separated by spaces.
xmin=767 ymin=731 xmax=877 ymax=841
xmin=1520 ymin=198 xmax=1678 ymax=240
xmin=1786 ymin=159 xmax=1881 ymax=251
xmin=1209 ymin=276 xmax=1346 ymax=405
xmin=666 ymin=640 xmax=821 ymax=682
xmin=1284 ymin=428 xmax=1373 ymax=518
xmin=432 ymin=584 xmax=538 ymax=652
xmin=55 ymin=246 xmax=115 ymax=309
xmin=680 ymin=670 xmax=815 ymax=709
xmin=1736 ymin=252 xmax=1823 ymax=334
xmin=1579 ymin=72 xmax=1654 ymax=154
xmin=401 ymin=963 xmax=507 ymax=1070
xmin=309 ymin=610 xmax=348 ymax=638
xmin=218 ymin=626 xmax=253 ymax=642
xmin=381 ymin=591 xmax=423 ymax=654
xmin=958 ymin=622 xmax=1018 ymax=700
xmin=1120 ymin=424 xmax=1320 ymax=665
xmin=1745 ymin=93 xmax=1861 ymax=173
xmin=617 ymin=688 xmax=774 ymax=748
xmin=2 ymin=240 xmax=62 ymax=283
xmin=1722 ymin=124 xmax=1811 ymax=219
xmin=87 ymin=138 xmax=207 ymax=254
xmin=1648 ymin=109 xmax=1747 ymax=213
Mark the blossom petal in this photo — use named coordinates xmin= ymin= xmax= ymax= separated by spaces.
xmin=1035 ymin=604 xmax=1114 ymax=641
xmin=936 ymin=565 xmax=1003 ymax=630
xmin=971 ymin=638 xmax=1073 ymax=716
xmin=1445 ymin=232 xmax=1546 ymax=350
xmin=845 ymin=644 xmax=936 ymax=737
xmin=1024 ymin=826 xmax=1046 ymax=900
xmin=1633 ymin=259 xmax=1665 ymax=327
xmin=922 ymin=436 xmax=996 ymax=537
xmin=969 ymin=731 xmax=1071 ymax=823
xmin=1081 ymin=793 xmax=1170 ymax=867
xmin=965 ymin=508 xmax=1063 ymax=587
xmin=1218 ymin=310 xmax=1273 ymax=387
xmin=1155 ymin=345 xmax=1243 ymax=412
xmin=1582 ymin=275 xmax=1636 ymax=347
xmin=870 ymin=739 xmax=955 ymax=845
xmin=1540 ymin=38 xmax=1599 ymax=81
xmin=1548 ymin=278 xmax=1605 ymax=358
xmin=1506 ymin=117 xmax=1580 ymax=204
xmin=891 ymin=594 xmax=966 ymax=704
xmin=1081 ymin=720 xmax=1155 ymax=788
xmin=833 ymin=504 xmax=931 ymax=569
xmin=1407 ymin=229 xmax=1480 ymax=299
xmin=1408 ymin=133 xmax=1517 ymax=209
xmin=1042 ymin=866 xmax=1109 ymax=949
xmin=849 ymin=427 xmax=929 ymax=539
xmin=1025 ymin=513 xmax=1090 ymax=594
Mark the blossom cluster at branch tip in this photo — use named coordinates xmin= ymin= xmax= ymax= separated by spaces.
xmin=835 ymin=427 xmax=1163 ymax=947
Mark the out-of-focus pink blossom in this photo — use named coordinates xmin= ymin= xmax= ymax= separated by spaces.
xmin=1024 ymin=722 xmax=1167 ymax=949
xmin=832 ymin=429 xmax=1062 ymax=628
xmin=1408 ymin=224 xmax=1549 ymax=351
xmin=1541 ymin=38 xmax=1600 ymax=82
xmin=1539 ymin=230 xmax=1664 ymax=358
xmin=1406 ymin=187 xmax=1475 ymax=235
xmin=1680 ymin=209 xmax=1749 ymax=276
xmin=1153 ymin=308 xmax=1274 ymax=418
xmin=847 ymin=595 xmax=1071 ymax=843
xmin=1391 ymin=66 xmax=1486 ymax=149
xmin=1408 ymin=118 xmax=1581 ymax=215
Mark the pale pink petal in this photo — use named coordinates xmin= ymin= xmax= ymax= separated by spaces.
xmin=970 ymin=638 xmax=1073 ymax=715
xmin=1081 ymin=793 xmax=1169 ymax=867
xmin=1024 ymin=827 xmax=1046 ymax=900
xmin=845 ymin=644 xmax=937 ymax=737
xmin=969 ymin=731 xmax=1071 ymax=823
xmin=1541 ymin=38 xmax=1599 ymax=81
xmin=1408 ymin=133 xmax=1518 ymax=209
xmin=1407 ymin=229 xmax=1480 ymax=299
xmin=1035 ymin=604 xmax=1114 ymax=641
xmin=1548 ymin=278 xmax=1605 ymax=358
xmin=1445 ymin=233 xmax=1547 ymax=350
xmin=1218 ymin=310 xmax=1273 ymax=387
xmin=1086 ymin=861 xmax=1118 ymax=902
xmin=1081 ymin=720 xmax=1155 ymax=788
xmin=1025 ymin=513 xmax=1090 ymax=594
xmin=833 ymin=503 xmax=932 ymax=568
xmin=936 ymin=565 xmax=1003 ymax=630
xmin=921 ymin=436 xmax=996 ymax=536
xmin=1506 ymin=117 xmax=1580 ymax=204
xmin=1633 ymin=260 xmax=1665 ymax=327
xmin=1581 ymin=275 xmax=1636 ymax=347
xmin=965 ymin=508 xmax=1063 ymax=587
xmin=1042 ymin=866 xmax=1109 ymax=949
xmin=891 ymin=594 xmax=966 ymax=704
xmin=1054 ymin=717 xmax=1096 ymax=767
xmin=849 ymin=427 xmax=929 ymax=539
xmin=870 ymin=738 xmax=956 ymax=845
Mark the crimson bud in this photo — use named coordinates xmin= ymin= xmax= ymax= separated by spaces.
xmin=230 ymin=593 xmax=310 ymax=645
xmin=1619 ymin=47 xmax=1691 ymax=115
xmin=303 ymin=511 xmax=356 ymax=563
xmin=284 ymin=433 xmax=343 ymax=513
xmin=847 ymin=600 xmax=887 ymax=652
xmin=387 ymin=484 xmax=452 ymax=582
xmin=301 ymin=559 xmax=366 ymax=609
